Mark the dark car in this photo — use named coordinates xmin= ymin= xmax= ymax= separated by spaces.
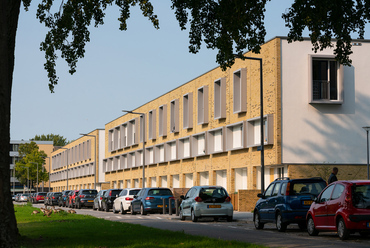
xmin=68 ymin=190 xmax=79 ymax=208
xmin=307 ymin=180 xmax=370 ymax=240
xmin=130 ymin=187 xmax=175 ymax=215
xmin=34 ymin=192 xmax=47 ymax=203
xmin=48 ymin=192 xmax=62 ymax=206
xmin=253 ymin=177 xmax=327 ymax=232
xmin=101 ymin=189 xmax=122 ymax=212
xmin=75 ymin=189 xmax=98 ymax=209
xmin=58 ymin=190 xmax=71 ymax=207
xmin=93 ymin=190 xmax=106 ymax=211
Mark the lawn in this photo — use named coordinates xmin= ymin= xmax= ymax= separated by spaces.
xmin=15 ymin=204 xmax=266 ymax=248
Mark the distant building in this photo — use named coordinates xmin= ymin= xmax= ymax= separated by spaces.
xmin=10 ymin=140 xmax=54 ymax=194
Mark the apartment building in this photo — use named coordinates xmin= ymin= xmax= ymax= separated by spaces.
xmin=50 ymin=129 xmax=105 ymax=191
xmin=10 ymin=140 xmax=54 ymax=193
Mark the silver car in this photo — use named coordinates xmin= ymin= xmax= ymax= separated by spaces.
xmin=179 ymin=186 xmax=233 ymax=222
xmin=112 ymin=188 xmax=141 ymax=214
xmin=19 ymin=193 xmax=29 ymax=202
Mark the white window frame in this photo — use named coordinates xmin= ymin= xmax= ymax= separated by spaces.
xmin=178 ymin=136 xmax=192 ymax=159
xmin=246 ymin=114 xmax=274 ymax=148
xmin=155 ymin=143 xmax=166 ymax=163
xmin=226 ymin=121 xmax=246 ymax=151
xmin=165 ymin=140 xmax=178 ymax=162
xmin=192 ymin=132 xmax=207 ymax=157
xmin=207 ymin=127 xmax=225 ymax=154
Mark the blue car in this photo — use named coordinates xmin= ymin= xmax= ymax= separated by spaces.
xmin=130 ymin=187 xmax=175 ymax=215
xmin=253 ymin=177 xmax=327 ymax=232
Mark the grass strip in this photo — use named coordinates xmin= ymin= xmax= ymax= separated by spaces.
xmin=15 ymin=204 xmax=266 ymax=248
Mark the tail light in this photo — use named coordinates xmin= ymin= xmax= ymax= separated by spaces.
xmin=100 ymin=197 xmax=103 ymax=200
xmin=169 ymin=196 xmax=175 ymax=200
xmin=194 ymin=197 xmax=202 ymax=202
xmin=80 ymin=195 xmax=85 ymax=198
xmin=225 ymin=196 xmax=231 ymax=202
xmin=285 ymin=182 xmax=291 ymax=196
xmin=345 ymin=192 xmax=351 ymax=204
xmin=52 ymin=196 xmax=55 ymax=199
xmin=125 ymin=197 xmax=133 ymax=201
xmin=145 ymin=197 xmax=155 ymax=200
xmin=109 ymin=191 xmax=112 ymax=196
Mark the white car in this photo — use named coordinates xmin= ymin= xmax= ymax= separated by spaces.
xmin=179 ymin=186 xmax=233 ymax=222
xmin=112 ymin=188 xmax=141 ymax=214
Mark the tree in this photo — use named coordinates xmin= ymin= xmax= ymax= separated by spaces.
xmin=15 ymin=142 xmax=48 ymax=189
xmin=2 ymin=0 xmax=370 ymax=247
xmin=31 ymin=134 xmax=68 ymax=147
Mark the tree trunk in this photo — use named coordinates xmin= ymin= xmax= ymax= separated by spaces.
xmin=0 ymin=0 xmax=22 ymax=247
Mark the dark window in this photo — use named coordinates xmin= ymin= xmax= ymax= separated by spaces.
xmin=353 ymin=184 xmax=370 ymax=209
xmin=280 ymin=182 xmax=287 ymax=195
xmin=199 ymin=187 xmax=227 ymax=200
xmin=148 ymin=189 xmax=173 ymax=196
xmin=312 ymin=59 xmax=338 ymax=100
xmin=111 ymin=190 xmax=122 ymax=196
xmin=264 ymin=183 xmax=274 ymax=198
xmin=272 ymin=182 xmax=281 ymax=196
xmin=129 ymin=190 xmax=140 ymax=195
xmin=38 ymin=193 xmax=47 ymax=196
xmin=291 ymin=181 xmax=326 ymax=196
xmin=119 ymin=190 xmax=127 ymax=197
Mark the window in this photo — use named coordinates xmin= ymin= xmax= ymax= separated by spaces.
xmin=183 ymin=93 xmax=193 ymax=129
xmin=331 ymin=184 xmax=345 ymax=200
xmin=198 ymin=86 xmax=209 ymax=124
xmin=120 ymin=123 xmax=127 ymax=148
xmin=207 ymin=127 xmax=225 ymax=154
xmin=179 ymin=137 xmax=191 ymax=159
xmin=309 ymin=56 xmax=343 ymax=104
xmin=226 ymin=122 xmax=245 ymax=151
xmin=272 ymin=182 xmax=281 ymax=196
xmin=133 ymin=179 xmax=139 ymax=188
xmin=166 ymin=140 xmax=178 ymax=161
xmin=128 ymin=118 xmax=139 ymax=146
xmin=246 ymin=114 xmax=274 ymax=147
xmin=114 ymin=126 xmax=120 ymax=150
xmin=128 ymin=152 xmax=135 ymax=168
xmin=148 ymin=109 xmax=156 ymax=140
xmin=155 ymin=144 xmax=165 ymax=163
xmin=108 ymin=129 xmax=114 ymax=152
xmin=170 ymin=99 xmax=179 ymax=133
xmin=199 ymin=171 xmax=209 ymax=186
xmin=235 ymin=168 xmax=247 ymax=191
xmin=192 ymin=133 xmax=207 ymax=157
xmin=319 ymin=184 xmax=335 ymax=203
xmin=158 ymin=104 xmax=167 ymax=137
xmin=140 ymin=114 xmax=146 ymax=143
xmin=233 ymin=68 xmax=247 ymax=114
xmin=150 ymin=177 xmax=157 ymax=187
xmin=185 ymin=173 xmax=193 ymax=188
xmin=161 ymin=176 xmax=168 ymax=187
xmin=172 ymin=174 xmax=180 ymax=188
xmin=145 ymin=147 xmax=155 ymax=165
xmin=126 ymin=179 xmax=131 ymax=188
xmin=214 ymin=78 xmax=226 ymax=119
xmin=121 ymin=154 xmax=127 ymax=169
xmin=136 ymin=150 xmax=143 ymax=167
xmin=264 ymin=183 xmax=274 ymax=198
xmin=215 ymin=170 xmax=227 ymax=188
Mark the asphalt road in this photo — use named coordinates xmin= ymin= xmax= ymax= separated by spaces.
xmin=31 ymin=203 xmax=370 ymax=248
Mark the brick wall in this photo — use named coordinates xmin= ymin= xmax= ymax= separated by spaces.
xmin=238 ymin=189 xmax=260 ymax=212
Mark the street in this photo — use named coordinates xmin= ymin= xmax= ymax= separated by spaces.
xmin=32 ymin=203 xmax=370 ymax=248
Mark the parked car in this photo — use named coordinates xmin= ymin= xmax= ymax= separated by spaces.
xmin=179 ymin=186 xmax=233 ymax=222
xmin=33 ymin=192 xmax=47 ymax=203
xmin=68 ymin=190 xmax=79 ymax=208
xmin=101 ymin=189 xmax=122 ymax=212
xmin=112 ymin=188 xmax=141 ymax=214
xmin=253 ymin=177 xmax=327 ymax=232
xmin=75 ymin=189 xmax=98 ymax=209
xmin=15 ymin=194 xmax=21 ymax=202
xmin=58 ymin=190 xmax=71 ymax=207
xmin=19 ymin=193 xmax=29 ymax=202
xmin=93 ymin=190 xmax=106 ymax=211
xmin=306 ymin=180 xmax=370 ymax=240
xmin=47 ymin=192 xmax=62 ymax=206
xmin=130 ymin=187 xmax=175 ymax=215
xmin=44 ymin=192 xmax=53 ymax=205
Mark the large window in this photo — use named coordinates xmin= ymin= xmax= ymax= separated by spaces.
xmin=183 ymin=93 xmax=193 ymax=129
xmin=198 ymin=86 xmax=209 ymax=124
xmin=192 ymin=133 xmax=207 ymax=157
xmin=246 ymin=114 xmax=274 ymax=148
xmin=214 ymin=78 xmax=226 ymax=119
xmin=166 ymin=140 xmax=177 ymax=161
xmin=148 ymin=110 xmax=156 ymax=140
xmin=170 ymin=99 xmax=179 ymax=133
xmin=309 ymin=56 xmax=343 ymax=104
xmin=233 ymin=68 xmax=247 ymax=114
xmin=235 ymin=168 xmax=247 ymax=191
xmin=226 ymin=122 xmax=245 ymax=151
xmin=158 ymin=104 xmax=167 ymax=137
xmin=179 ymin=137 xmax=191 ymax=159
xmin=207 ymin=127 xmax=225 ymax=154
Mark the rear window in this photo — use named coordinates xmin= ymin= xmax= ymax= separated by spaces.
xmin=199 ymin=187 xmax=228 ymax=200
xmin=290 ymin=181 xmax=326 ymax=196
xmin=353 ymin=184 xmax=370 ymax=209
xmin=148 ymin=189 xmax=173 ymax=196
xmin=111 ymin=190 xmax=122 ymax=196
xmin=38 ymin=193 xmax=47 ymax=196
xmin=82 ymin=190 xmax=97 ymax=195
xmin=54 ymin=193 xmax=62 ymax=197
xmin=129 ymin=190 xmax=140 ymax=195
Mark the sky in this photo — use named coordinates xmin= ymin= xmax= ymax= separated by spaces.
xmin=10 ymin=0 xmax=362 ymax=142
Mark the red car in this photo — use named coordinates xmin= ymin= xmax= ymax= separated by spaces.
xmin=306 ymin=180 xmax=370 ymax=240
xmin=68 ymin=190 xmax=79 ymax=208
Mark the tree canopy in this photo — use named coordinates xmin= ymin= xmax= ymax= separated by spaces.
xmin=31 ymin=134 xmax=68 ymax=146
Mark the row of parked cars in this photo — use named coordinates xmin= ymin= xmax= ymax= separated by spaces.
xmin=253 ymin=177 xmax=370 ymax=240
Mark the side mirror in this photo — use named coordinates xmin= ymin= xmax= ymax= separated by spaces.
xmin=180 ymin=195 xmax=185 ymax=200
xmin=257 ymin=193 xmax=264 ymax=198
xmin=134 ymin=195 xmax=138 ymax=199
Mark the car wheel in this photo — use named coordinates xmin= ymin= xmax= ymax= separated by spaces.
xmin=226 ymin=216 xmax=233 ymax=222
xmin=276 ymin=213 xmax=287 ymax=232
xmin=307 ymin=217 xmax=319 ymax=236
xmin=77 ymin=201 xmax=81 ymax=209
xmin=130 ymin=204 xmax=136 ymax=215
xmin=253 ymin=211 xmax=264 ymax=229
xmin=105 ymin=203 xmax=109 ymax=212
xmin=191 ymin=209 xmax=198 ymax=222
xmin=93 ymin=202 xmax=97 ymax=211
xmin=337 ymin=218 xmax=350 ymax=240
xmin=140 ymin=204 xmax=147 ymax=215
xmin=98 ymin=203 xmax=102 ymax=211
xmin=179 ymin=209 xmax=185 ymax=221
xmin=113 ymin=204 xmax=118 ymax=214
xmin=120 ymin=204 xmax=126 ymax=215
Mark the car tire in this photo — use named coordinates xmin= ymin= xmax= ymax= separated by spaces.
xmin=140 ymin=204 xmax=147 ymax=215
xmin=226 ymin=216 xmax=233 ymax=222
xmin=179 ymin=209 xmax=185 ymax=221
xmin=93 ymin=203 xmax=97 ymax=211
xmin=120 ymin=204 xmax=126 ymax=215
xmin=337 ymin=218 xmax=350 ymax=240
xmin=130 ymin=204 xmax=136 ymax=215
xmin=77 ymin=201 xmax=81 ymax=209
xmin=253 ymin=211 xmax=264 ymax=229
xmin=98 ymin=203 xmax=102 ymax=211
xmin=113 ymin=204 xmax=118 ymax=214
xmin=307 ymin=217 xmax=319 ymax=236
xmin=276 ymin=213 xmax=287 ymax=232
xmin=191 ymin=209 xmax=198 ymax=222
xmin=105 ymin=203 xmax=109 ymax=212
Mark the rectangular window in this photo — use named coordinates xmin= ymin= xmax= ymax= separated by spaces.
xmin=158 ymin=104 xmax=167 ymax=137
xmin=215 ymin=170 xmax=227 ymax=188
xmin=113 ymin=156 xmax=119 ymax=171
xmin=172 ymin=174 xmax=180 ymax=188
xmin=126 ymin=179 xmax=131 ymax=188
xmin=192 ymin=133 xmax=207 ymax=157
xmin=235 ymin=168 xmax=247 ymax=191
xmin=114 ymin=126 xmax=120 ymax=150
xmin=170 ymin=99 xmax=179 ymax=133
xmin=246 ymin=114 xmax=274 ymax=147
xmin=120 ymin=123 xmax=127 ymax=148
xmin=185 ymin=173 xmax=193 ymax=188
xmin=226 ymin=122 xmax=245 ymax=151
xmin=128 ymin=118 xmax=139 ymax=146
xmin=161 ymin=176 xmax=167 ymax=187
xmin=214 ymin=78 xmax=226 ymax=119
xmin=121 ymin=154 xmax=127 ymax=169
xmin=233 ymin=68 xmax=247 ymax=114
xmin=148 ymin=109 xmax=156 ymax=140
xmin=108 ymin=129 xmax=114 ymax=152
xmin=128 ymin=152 xmax=135 ymax=168
xmin=183 ymin=93 xmax=193 ymax=129
xmin=166 ymin=140 xmax=178 ymax=161
xmin=133 ymin=179 xmax=139 ymax=188
xmin=309 ymin=56 xmax=343 ymax=104
xmin=140 ymin=115 xmax=146 ymax=143
xmin=145 ymin=147 xmax=155 ymax=165
xmin=179 ymin=137 xmax=191 ymax=159
xmin=136 ymin=150 xmax=143 ymax=167
xmin=198 ymin=86 xmax=209 ymax=125
xmin=207 ymin=127 xmax=225 ymax=154
xmin=155 ymin=144 xmax=165 ymax=163
xmin=150 ymin=177 xmax=157 ymax=187
xmin=199 ymin=171 xmax=209 ymax=186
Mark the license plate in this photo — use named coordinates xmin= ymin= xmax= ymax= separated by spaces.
xmin=304 ymin=200 xmax=313 ymax=205
xmin=208 ymin=205 xmax=221 ymax=208
xmin=367 ymin=222 xmax=370 ymax=228
xmin=157 ymin=205 xmax=167 ymax=208
xmin=88 ymin=200 xmax=93 ymax=203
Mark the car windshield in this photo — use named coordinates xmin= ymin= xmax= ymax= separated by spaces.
xmin=148 ymin=189 xmax=173 ymax=196
xmin=129 ymin=190 xmax=140 ymax=195
xmin=290 ymin=181 xmax=326 ymax=196
xmin=353 ymin=184 xmax=370 ymax=209
xmin=199 ymin=187 xmax=228 ymax=200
